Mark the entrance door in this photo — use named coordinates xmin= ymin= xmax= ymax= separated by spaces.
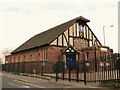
xmin=66 ymin=54 xmax=76 ymax=69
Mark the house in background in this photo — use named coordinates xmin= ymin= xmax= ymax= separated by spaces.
xmin=5 ymin=16 xmax=113 ymax=73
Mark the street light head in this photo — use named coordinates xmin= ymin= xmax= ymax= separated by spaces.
xmin=110 ymin=25 xmax=114 ymax=27
xmin=103 ymin=25 xmax=114 ymax=27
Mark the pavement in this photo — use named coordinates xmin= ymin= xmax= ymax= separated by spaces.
xmin=1 ymin=72 xmax=114 ymax=89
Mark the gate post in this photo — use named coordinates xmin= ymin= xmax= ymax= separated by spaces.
xmin=8 ymin=63 xmax=10 ymax=72
xmin=13 ymin=62 xmax=14 ymax=72
xmin=84 ymin=60 xmax=86 ymax=85
xmin=76 ymin=63 xmax=79 ymax=82
xmin=76 ymin=53 xmax=80 ymax=82
xmin=69 ymin=69 xmax=71 ymax=81
xmin=76 ymin=61 xmax=79 ymax=82
xmin=69 ymin=63 xmax=71 ymax=81
xmin=41 ymin=61 xmax=43 ymax=76
xmin=117 ymin=53 xmax=120 ymax=79
xmin=23 ymin=62 xmax=25 ymax=74
xmin=17 ymin=62 xmax=19 ymax=74
xmin=62 ymin=62 xmax=65 ymax=80
xmin=55 ymin=62 xmax=58 ymax=82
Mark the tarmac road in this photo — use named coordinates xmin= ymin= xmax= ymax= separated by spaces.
xmin=2 ymin=73 xmax=71 ymax=89
xmin=1 ymin=72 xmax=114 ymax=90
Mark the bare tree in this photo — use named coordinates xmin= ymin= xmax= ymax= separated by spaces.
xmin=1 ymin=48 xmax=13 ymax=56
xmin=0 ymin=48 xmax=13 ymax=64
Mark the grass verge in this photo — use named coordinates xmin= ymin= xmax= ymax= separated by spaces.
xmin=99 ymin=79 xmax=120 ymax=89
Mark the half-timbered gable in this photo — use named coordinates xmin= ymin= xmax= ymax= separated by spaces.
xmin=50 ymin=16 xmax=101 ymax=50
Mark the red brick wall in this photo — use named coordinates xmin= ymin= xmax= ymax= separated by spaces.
xmin=5 ymin=45 xmax=113 ymax=65
xmin=6 ymin=45 xmax=64 ymax=63
xmin=47 ymin=46 xmax=64 ymax=62
xmin=80 ymin=47 xmax=101 ymax=61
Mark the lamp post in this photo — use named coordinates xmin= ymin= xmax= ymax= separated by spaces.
xmin=103 ymin=25 xmax=113 ymax=46
xmin=94 ymin=39 xmax=97 ymax=72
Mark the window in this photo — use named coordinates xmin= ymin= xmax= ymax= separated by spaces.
xmin=85 ymin=52 xmax=89 ymax=60
xmin=103 ymin=52 xmax=107 ymax=61
xmin=77 ymin=23 xmax=79 ymax=37
xmin=80 ymin=32 xmax=84 ymax=38
xmin=79 ymin=25 xmax=84 ymax=38
xmin=42 ymin=48 xmax=48 ymax=61
xmin=100 ymin=52 xmax=109 ymax=61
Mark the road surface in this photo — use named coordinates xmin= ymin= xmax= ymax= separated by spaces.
xmin=1 ymin=72 xmax=112 ymax=90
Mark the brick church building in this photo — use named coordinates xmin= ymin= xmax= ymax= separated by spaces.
xmin=5 ymin=16 xmax=113 ymax=74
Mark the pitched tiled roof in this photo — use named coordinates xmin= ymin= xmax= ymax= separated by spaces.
xmin=11 ymin=16 xmax=90 ymax=54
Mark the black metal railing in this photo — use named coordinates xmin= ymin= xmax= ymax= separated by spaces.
xmin=3 ymin=53 xmax=120 ymax=85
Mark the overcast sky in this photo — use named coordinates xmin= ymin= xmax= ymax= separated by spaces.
xmin=0 ymin=0 xmax=119 ymax=58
